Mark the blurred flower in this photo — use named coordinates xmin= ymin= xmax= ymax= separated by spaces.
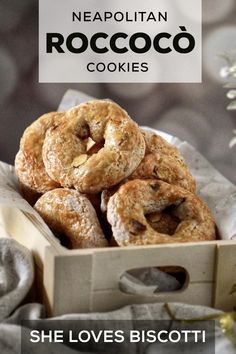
xmin=220 ymin=52 xmax=236 ymax=77
xmin=227 ymin=90 xmax=236 ymax=99
xmin=220 ymin=52 xmax=236 ymax=148
xmin=229 ymin=130 xmax=236 ymax=148
xmin=220 ymin=64 xmax=236 ymax=79
xmin=220 ymin=66 xmax=231 ymax=78
xmin=220 ymin=52 xmax=236 ymax=112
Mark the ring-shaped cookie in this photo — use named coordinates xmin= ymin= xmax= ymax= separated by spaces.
xmin=129 ymin=130 xmax=196 ymax=193
xmin=34 ymin=188 xmax=108 ymax=249
xmin=107 ymin=179 xmax=215 ymax=246
xmin=42 ymin=100 xmax=145 ymax=193
xmin=100 ymin=130 xmax=196 ymax=213
xmin=15 ymin=113 xmax=63 ymax=194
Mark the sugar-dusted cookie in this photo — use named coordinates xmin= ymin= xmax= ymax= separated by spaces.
xmin=42 ymin=100 xmax=145 ymax=193
xmin=107 ymin=179 xmax=215 ymax=246
xmin=34 ymin=188 xmax=108 ymax=249
xmin=15 ymin=113 xmax=63 ymax=194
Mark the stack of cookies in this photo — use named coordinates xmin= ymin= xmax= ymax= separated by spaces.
xmin=15 ymin=100 xmax=216 ymax=249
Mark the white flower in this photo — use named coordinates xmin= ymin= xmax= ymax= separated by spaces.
xmin=229 ymin=130 xmax=236 ymax=148
xmin=227 ymin=90 xmax=236 ymax=99
xmin=229 ymin=64 xmax=236 ymax=77
xmin=220 ymin=66 xmax=230 ymax=78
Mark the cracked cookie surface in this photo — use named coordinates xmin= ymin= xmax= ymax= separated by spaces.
xmin=107 ymin=179 xmax=215 ymax=246
xmin=42 ymin=100 xmax=145 ymax=193
xmin=15 ymin=113 xmax=63 ymax=194
xmin=34 ymin=188 xmax=108 ymax=248
xmin=129 ymin=130 xmax=196 ymax=193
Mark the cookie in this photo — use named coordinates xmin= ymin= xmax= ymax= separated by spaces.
xmin=101 ymin=130 xmax=196 ymax=213
xmin=15 ymin=113 xmax=63 ymax=194
xmin=34 ymin=188 xmax=108 ymax=249
xmin=107 ymin=179 xmax=216 ymax=246
xmin=42 ymin=100 xmax=145 ymax=193
xmin=129 ymin=130 xmax=196 ymax=193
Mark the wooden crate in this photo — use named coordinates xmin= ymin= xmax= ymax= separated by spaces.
xmin=1 ymin=205 xmax=236 ymax=316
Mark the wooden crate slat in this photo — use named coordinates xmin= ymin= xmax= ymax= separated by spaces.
xmin=44 ymin=247 xmax=94 ymax=316
xmin=91 ymin=243 xmax=216 ymax=290
xmin=2 ymin=206 xmax=236 ymax=315
xmin=91 ymin=282 xmax=214 ymax=313
xmin=214 ymin=242 xmax=236 ymax=311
